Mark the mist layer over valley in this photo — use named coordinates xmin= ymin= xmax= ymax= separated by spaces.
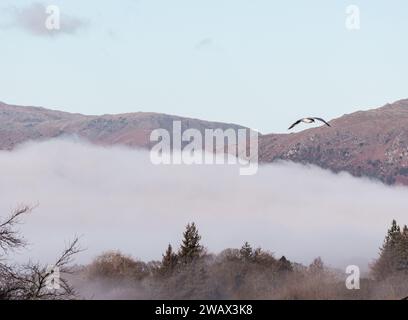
xmin=1 ymin=138 xmax=407 ymax=270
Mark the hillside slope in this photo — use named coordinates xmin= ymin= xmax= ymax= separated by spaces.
xmin=2 ymin=99 xmax=408 ymax=184
xmin=259 ymin=99 xmax=408 ymax=184
xmin=0 ymin=102 xmax=246 ymax=150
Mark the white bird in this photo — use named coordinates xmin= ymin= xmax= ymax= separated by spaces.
xmin=288 ymin=117 xmax=331 ymax=130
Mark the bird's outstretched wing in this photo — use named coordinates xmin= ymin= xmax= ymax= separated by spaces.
xmin=288 ymin=119 xmax=301 ymax=130
xmin=313 ymin=117 xmax=331 ymax=127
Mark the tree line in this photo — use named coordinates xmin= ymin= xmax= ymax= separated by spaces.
xmin=1 ymin=207 xmax=408 ymax=299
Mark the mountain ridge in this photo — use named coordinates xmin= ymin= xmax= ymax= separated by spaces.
xmin=1 ymin=99 xmax=408 ymax=185
xmin=259 ymin=99 xmax=408 ymax=185
xmin=0 ymin=101 xmax=249 ymax=150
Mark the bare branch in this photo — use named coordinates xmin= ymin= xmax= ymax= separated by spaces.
xmin=0 ymin=206 xmax=82 ymax=300
xmin=0 ymin=205 xmax=34 ymax=254
xmin=14 ymin=237 xmax=83 ymax=300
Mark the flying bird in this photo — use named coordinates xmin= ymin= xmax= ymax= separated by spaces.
xmin=288 ymin=117 xmax=331 ymax=130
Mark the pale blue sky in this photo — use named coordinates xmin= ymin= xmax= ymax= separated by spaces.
xmin=1 ymin=0 xmax=407 ymax=132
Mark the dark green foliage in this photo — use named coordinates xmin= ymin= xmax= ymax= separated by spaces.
xmin=178 ymin=222 xmax=204 ymax=263
xmin=159 ymin=244 xmax=178 ymax=276
xmin=278 ymin=256 xmax=293 ymax=272
xmin=371 ymin=220 xmax=408 ymax=279
xmin=239 ymin=242 xmax=253 ymax=261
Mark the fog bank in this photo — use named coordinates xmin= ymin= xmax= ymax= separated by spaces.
xmin=1 ymin=139 xmax=407 ymax=270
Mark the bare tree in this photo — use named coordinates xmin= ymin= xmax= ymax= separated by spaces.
xmin=0 ymin=206 xmax=81 ymax=300
xmin=0 ymin=205 xmax=31 ymax=253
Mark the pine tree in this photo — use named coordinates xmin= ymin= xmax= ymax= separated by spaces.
xmin=239 ymin=242 xmax=253 ymax=261
xmin=372 ymin=220 xmax=408 ymax=279
xmin=278 ymin=256 xmax=293 ymax=272
xmin=160 ymin=244 xmax=178 ymax=275
xmin=178 ymin=223 xmax=204 ymax=264
xmin=385 ymin=220 xmax=401 ymax=249
xmin=396 ymin=225 xmax=408 ymax=271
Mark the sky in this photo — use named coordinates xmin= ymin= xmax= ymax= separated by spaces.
xmin=1 ymin=0 xmax=408 ymax=133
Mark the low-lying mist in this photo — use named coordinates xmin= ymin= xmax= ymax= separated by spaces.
xmin=1 ymin=138 xmax=407 ymax=270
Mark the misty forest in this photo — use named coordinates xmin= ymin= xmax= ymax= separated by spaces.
xmin=1 ymin=139 xmax=408 ymax=301
xmin=1 ymin=206 xmax=408 ymax=300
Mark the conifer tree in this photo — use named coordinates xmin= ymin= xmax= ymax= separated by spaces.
xmin=372 ymin=220 xmax=408 ymax=279
xmin=160 ymin=244 xmax=178 ymax=275
xmin=278 ymin=256 xmax=293 ymax=272
xmin=385 ymin=220 xmax=401 ymax=249
xmin=396 ymin=224 xmax=408 ymax=271
xmin=239 ymin=242 xmax=253 ymax=261
xmin=178 ymin=223 xmax=204 ymax=263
